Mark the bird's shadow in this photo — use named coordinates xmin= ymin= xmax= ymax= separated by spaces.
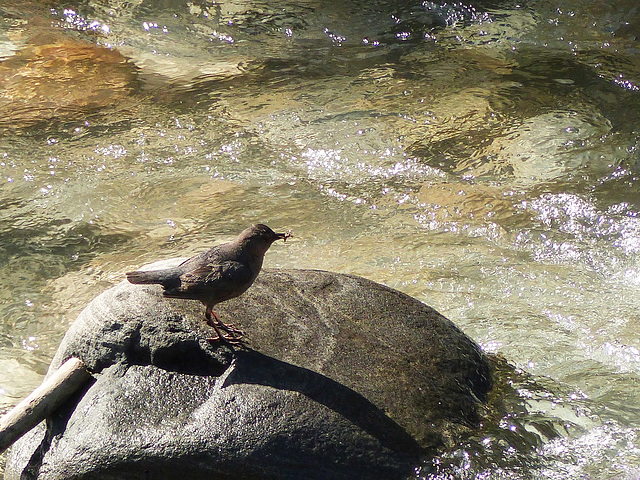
xmin=17 ymin=345 xmax=426 ymax=479
xmin=222 ymin=348 xmax=426 ymax=457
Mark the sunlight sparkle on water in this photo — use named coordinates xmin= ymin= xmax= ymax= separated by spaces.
xmin=519 ymin=192 xmax=640 ymax=277
xmin=22 ymin=336 xmax=38 ymax=351
xmin=541 ymin=424 xmax=640 ymax=480
xmin=54 ymin=8 xmax=110 ymax=34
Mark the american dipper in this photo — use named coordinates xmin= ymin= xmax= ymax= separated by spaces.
xmin=126 ymin=224 xmax=290 ymax=343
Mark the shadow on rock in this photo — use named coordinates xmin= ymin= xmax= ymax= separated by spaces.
xmin=227 ymin=349 xmax=426 ymax=457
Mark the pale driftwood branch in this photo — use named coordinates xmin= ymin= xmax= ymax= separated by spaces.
xmin=0 ymin=357 xmax=92 ymax=453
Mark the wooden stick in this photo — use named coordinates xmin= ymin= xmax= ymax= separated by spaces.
xmin=0 ymin=357 xmax=92 ymax=453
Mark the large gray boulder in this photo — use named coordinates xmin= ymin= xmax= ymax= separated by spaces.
xmin=6 ymin=263 xmax=492 ymax=479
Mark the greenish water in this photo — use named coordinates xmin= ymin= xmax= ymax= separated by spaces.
xmin=1 ymin=0 xmax=640 ymax=477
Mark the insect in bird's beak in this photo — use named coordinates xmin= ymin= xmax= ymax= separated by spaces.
xmin=274 ymin=229 xmax=293 ymax=242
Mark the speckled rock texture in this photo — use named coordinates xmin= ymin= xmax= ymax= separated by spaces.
xmin=6 ymin=262 xmax=492 ymax=480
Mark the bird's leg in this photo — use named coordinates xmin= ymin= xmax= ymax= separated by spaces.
xmin=205 ymin=308 xmax=220 ymax=325
xmin=205 ymin=307 xmax=245 ymax=341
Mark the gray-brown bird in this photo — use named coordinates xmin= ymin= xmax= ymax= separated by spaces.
xmin=126 ymin=224 xmax=290 ymax=343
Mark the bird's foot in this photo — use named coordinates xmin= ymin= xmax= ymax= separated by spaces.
xmin=207 ymin=323 xmax=244 ymax=345
xmin=218 ymin=322 xmax=245 ymax=336
xmin=207 ymin=334 xmax=244 ymax=345
xmin=205 ymin=309 xmax=245 ymax=336
xmin=205 ymin=309 xmax=245 ymax=344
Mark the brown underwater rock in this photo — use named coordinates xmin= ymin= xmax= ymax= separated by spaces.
xmin=0 ymin=35 xmax=136 ymax=129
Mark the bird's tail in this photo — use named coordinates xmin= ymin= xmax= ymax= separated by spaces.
xmin=126 ymin=268 xmax=180 ymax=287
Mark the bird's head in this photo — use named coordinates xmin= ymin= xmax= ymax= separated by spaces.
xmin=238 ymin=224 xmax=291 ymax=256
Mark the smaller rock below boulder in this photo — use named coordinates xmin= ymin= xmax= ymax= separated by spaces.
xmin=6 ymin=264 xmax=492 ymax=480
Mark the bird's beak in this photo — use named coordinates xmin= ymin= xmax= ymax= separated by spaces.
xmin=276 ymin=230 xmax=293 ymax=242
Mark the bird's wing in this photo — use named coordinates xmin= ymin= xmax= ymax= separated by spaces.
xmin=184 ymin=260 xmax=253 ymax=286
xmin=163 ymin=260 xmax=254 ymax=301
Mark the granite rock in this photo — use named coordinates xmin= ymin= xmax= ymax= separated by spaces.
xmin=6 ymin=263 xmax=492 ymax=479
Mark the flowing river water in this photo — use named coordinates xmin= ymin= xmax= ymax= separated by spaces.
xmin=1 ymin=0 xmax=640 ymax=478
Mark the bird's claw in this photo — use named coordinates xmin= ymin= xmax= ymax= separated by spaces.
xmin=207 ymin=333 xmax=244 ymax=345
xmin=207 ymin=324 xmax=245 ymax=345
xmin=219 ymin=322 xmax=245 ymax=336
xmin=205 ymin=312 xmax=245 ymax=344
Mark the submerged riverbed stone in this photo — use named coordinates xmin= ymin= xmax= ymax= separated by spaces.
xmin=6 ymin=262 xmax=492 ymax=480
